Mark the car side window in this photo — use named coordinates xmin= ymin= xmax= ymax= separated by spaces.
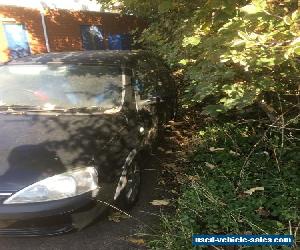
xmin=133 ymin=59 xmax=158 ymax=101
xmin=158 ymin=71 xmax=176 ymax=98
xmin=153 ymin=59 xmax=176 ymax=99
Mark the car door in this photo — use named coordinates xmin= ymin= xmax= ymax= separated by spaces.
xmin=155 ymin=59 xmax=177 ymax=121
xmin=132 ymin=57 xmax=162 ymax=146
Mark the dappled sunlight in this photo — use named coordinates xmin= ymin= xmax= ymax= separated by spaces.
xmin=0 ymin=6 xmax=47 ymax=61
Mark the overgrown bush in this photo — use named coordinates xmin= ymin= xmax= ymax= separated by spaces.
xmin=149 ymin=120 xmax=299 ymax=249
xmin=102 ymin=0 xmax=300 ymax=116
xmin=99 ymin=0 xmax=300 ymax=249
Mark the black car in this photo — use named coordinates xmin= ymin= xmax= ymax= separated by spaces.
xmin=0 ymin=51 xmax=176 ymax=236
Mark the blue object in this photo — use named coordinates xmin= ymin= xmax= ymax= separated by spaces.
xmin=108 ymin=34 xmax=131 ymax=50
xmin=108 ymin=34 xmax=122 ymax=50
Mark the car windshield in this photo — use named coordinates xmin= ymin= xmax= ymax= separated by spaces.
xmin=0 ymin=64 xmax=123 ymax=110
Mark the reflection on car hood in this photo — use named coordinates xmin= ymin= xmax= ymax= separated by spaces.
xmin=0 ymin=113 xmax=135 ymax=192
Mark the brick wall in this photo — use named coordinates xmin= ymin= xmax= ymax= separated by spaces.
xmin=45 ymin=9 xmax=145 ymax=51
xmin=0 ymin=5 xmax=146 ymax=62
xmin=0 ymin=6 xmax=47 ymax=62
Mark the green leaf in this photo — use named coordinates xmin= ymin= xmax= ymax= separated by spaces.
xmin=292 ymin=10 xmax=300 ymax=20
xmin=294 ymin=47 xmax=300 ymax=55
xmin=257 ymin=57 xmax=275 ymax=66
xmin=201 ymin=105 xmax=226 ymax=116
xmin=238 ymin=31 xmax=248 ymax=40
xmin=240 ymin=4 xmax=262 ymax=14
xmin=291 ymin=37 xmax=300 ymax=46
xmin=179 ymin=59 xmax=188 ymax=65
xmin=283 ymin=16 xmax=292 ymax=25
xmin=232 ymin=39 xmax=246 ymax=47
xmin=158 ymin=0 xmax=173 ymax=13
xmin=182 ymin=36 xmax=201 ymax=47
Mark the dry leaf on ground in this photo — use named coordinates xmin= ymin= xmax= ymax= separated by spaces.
xmin=187 ymin=175 xmax=200 ymax=182
xmin=205 ymin=162 xmax=217 ymax=169
xmin=127 ymin=237 xmax=145 ymax=246
xmin=108 ymin=211 xmax=130 ymax=222
xmin=164 ymin=163 xmax=177 ymax=170
xmin=244 ymin=187 xmax=264 ymax=195
xmin=255 ymin=207 xmax=270 ymax=217
xmin=150 ymin=199 xmax=170 ymax=206
xmin=229 ymin=150 xmax=241 ymax=156
xmin=168 ymin=121 xmax=184 ymax=126
xmin=209 ymin=147 xmax=225 ymax=152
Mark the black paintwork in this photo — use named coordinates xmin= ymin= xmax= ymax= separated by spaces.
xmin=0 ymin=50 xmax=176 ymax=235
xmin=5 ymin=50 xmax=142 ymax=66
xmin=0 ymin=113 xmax=138 ymax=192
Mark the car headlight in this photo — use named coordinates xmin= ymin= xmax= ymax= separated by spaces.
xmin=4 ymin=167 xmax=98 ymax=204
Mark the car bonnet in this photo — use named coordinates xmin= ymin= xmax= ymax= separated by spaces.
xmin=0 ymin=113 xmax=132 ymax=192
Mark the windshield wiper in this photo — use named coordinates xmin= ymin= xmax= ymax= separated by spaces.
xmin=0 ymin=104 xmax=39 ymax=111
xmin=65 ymin=107 xmax=103 ymax=113
xmin=0 ymin=105 xmax=67 ymax=113
xmin=0 ymin=105 xmax=104 ymax=114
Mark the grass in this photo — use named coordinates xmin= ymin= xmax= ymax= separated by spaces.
xmin=149 ymin=119 xmax=300 ymax=249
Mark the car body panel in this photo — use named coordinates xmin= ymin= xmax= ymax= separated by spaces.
xmin=0 ymin=113 xmax=140 ymax=191
xmin=0 ymin=50 xmax=176 ymax=235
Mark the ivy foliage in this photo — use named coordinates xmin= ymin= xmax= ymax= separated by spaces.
xmin=101 ymin=0 xmax=299 ymax=115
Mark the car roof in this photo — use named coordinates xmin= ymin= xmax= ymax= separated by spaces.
xmin=4 ymin=50 xmax=149 ymax=66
